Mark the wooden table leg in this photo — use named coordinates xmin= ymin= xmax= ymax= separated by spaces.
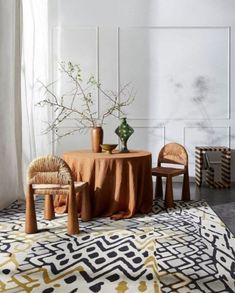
xmin=25 ymin=184 xmax=37 ymax=234
xmin=156 ymin=176 xmax=163 ymax=198
xmin=165 ymin=176 xmax=174 ymax=209
xmin=81 ymin=183 xmax=92 ymax=221
xmin=67 ymin=183 xmax=79 ymax=235
xmin=182 ymin=171 xmax=190 ymax=201
xmin=44 ymin=194 xmax=55 ymax=220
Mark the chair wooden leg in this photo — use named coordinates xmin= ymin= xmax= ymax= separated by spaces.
xmin=81 ymin=184 xmax=92 ymax=221
xmin=165 ymin=176 xmax=174 ymax=209
xmin=44 ymin=194 xmax=55 ymax=220
xmin=25 ymin=184 xmax=37 ymax=234
xmin=155 ymin=176 xmax=163 ymax=198
xmin=67 ymin=183 xmax=79 ymax=235
xmin=182 ymin=171 xmax=190 ymax=201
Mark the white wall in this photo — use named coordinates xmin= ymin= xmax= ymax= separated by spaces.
xmin=48 ymin=0 xmax=235 ymax=180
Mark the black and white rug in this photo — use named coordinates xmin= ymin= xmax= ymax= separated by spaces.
xmin=0 ymin=198 xmax=234 ymax=292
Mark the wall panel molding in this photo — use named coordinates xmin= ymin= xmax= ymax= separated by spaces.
xmin=49 ymin=24 xmax=233 ymax=181
xmin=51 ymin=25 xmax=99 ymax=107
xmin=51 ymin=26 xmax=99 ymax=153
xmin=183 ymin=126 xmax=231 ymax=168
xmin=118 ymin=26 xmax=230 ymax=121
xmin=128 ymin=126 xmax=165 ymax=165
xmin=183 ymin=126 xmax=231 ymax=146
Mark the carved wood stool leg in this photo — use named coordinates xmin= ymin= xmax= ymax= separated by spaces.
xmin=155 ymin=176 xmax=163 ymax=198
xmin=44 ymin=194 xmax=55 ymax=220
xmin=165 ymin=176 xmax=174 ymax=209
xmin=182 ymin=171 xmax=190 ymax=201
xmin=80 ymin=184 xmax=91 ymax=221
xmin=67 ymin=183 xmax=79 ymax=235
xmin=25 ymin=184 xmax=37 ymax=234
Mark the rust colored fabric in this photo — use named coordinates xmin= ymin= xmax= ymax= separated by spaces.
xmin=54 ymin=150 xmax=153 ymax=219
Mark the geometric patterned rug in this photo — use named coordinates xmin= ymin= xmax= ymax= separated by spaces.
xmin=0 ymin=198 xmax=234 ymax=292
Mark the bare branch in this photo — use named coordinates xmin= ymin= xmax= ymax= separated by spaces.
xmin=37 ymin=61 xmax=135 ymax=140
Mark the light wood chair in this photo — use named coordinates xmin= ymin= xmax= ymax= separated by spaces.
xmin=25 ymin=155 xmax=90 ymax=235
xmin=152 ymin=143 xmax=190 ymax=208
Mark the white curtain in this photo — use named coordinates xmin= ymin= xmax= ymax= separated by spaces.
xmin=0 ymin=0 xmax=50 ymax=208
xmin=21 ymin=0 xmax=51 ymax=192
xmin=0 ymin=0 xmax=23 ymax=208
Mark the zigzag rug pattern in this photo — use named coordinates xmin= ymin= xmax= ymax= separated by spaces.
xmin=0 ymin=199 xmax=234 ymax=292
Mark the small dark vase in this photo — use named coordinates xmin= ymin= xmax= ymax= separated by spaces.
xmin=91 ymin=127 xmax=103 ymax=153
xmin=115 ymin=118 xmax=134 ymax=152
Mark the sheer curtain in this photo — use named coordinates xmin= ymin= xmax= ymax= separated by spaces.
xmin=0 ymin=0 xmax=51 ymax=208
xmin=21 ymin=0 xmax=52 ymax=192
xmin=0 ymin=0 xmax=23 ymax=209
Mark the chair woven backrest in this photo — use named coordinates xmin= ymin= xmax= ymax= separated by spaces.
xmin=158 ymin=143 xmax=188 ymax=166
xmin=27 ymin=155 xmax=73 ymax=185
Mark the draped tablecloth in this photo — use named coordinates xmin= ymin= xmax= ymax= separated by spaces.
xmin=54 ymin=150 xmax=153 ymax=219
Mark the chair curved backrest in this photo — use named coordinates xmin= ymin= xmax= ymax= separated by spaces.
xmin=27 ymin=155 xmax=73 ymax=185
xmin=158 ymin=143 xmax=188 ymax=166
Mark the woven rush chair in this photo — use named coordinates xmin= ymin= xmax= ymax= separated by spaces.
xmin=152 ymin=143 xmax=190 ymax=208
xmin=25 ymin=155 xmax=89 ymax=235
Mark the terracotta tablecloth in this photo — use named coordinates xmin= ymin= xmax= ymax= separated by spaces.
xmin=54 ymin=150 xmax=153 ymax=219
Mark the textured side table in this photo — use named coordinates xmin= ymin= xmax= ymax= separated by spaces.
xmin=195 ymin=146 xmax=231 ymax=189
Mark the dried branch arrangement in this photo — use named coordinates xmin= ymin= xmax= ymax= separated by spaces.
xmin=37 ymin=61 xmax=135 ymax=140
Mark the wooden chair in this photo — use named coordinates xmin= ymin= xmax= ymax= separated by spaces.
xmin=152 ymin=143 xmax=190 ymax=208
xmin=25 ymin=155 xmax=90 ymax=235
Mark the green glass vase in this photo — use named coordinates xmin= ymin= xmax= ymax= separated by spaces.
xmin=115 ymin=117 xmax=134 ymax=152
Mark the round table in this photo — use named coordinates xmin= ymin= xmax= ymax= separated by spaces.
xmin=54 ymin=150 xmax=153 ymax=219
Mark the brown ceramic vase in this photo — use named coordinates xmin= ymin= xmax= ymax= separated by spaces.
xmin=91 ymin=127 xmax=103 ymax=153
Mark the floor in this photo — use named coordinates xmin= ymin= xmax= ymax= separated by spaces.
xmin=1 ymin=198 xmax=234 ymax=292
xmin=172 ymin=182 xmax=235 ymax=234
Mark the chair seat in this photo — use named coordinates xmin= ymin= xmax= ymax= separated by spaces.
xmin=152 ymin=167 xmax=185 ymax=177
xmin=33 ymin=182 xmax=87 ymax=195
